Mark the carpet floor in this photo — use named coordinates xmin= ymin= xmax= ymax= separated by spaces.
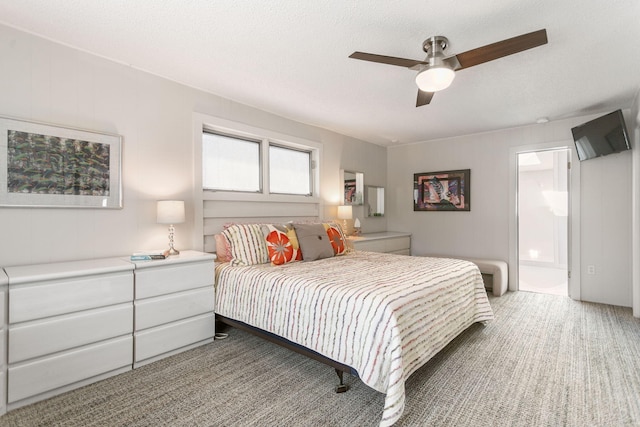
xmin=1 ymin=291 xmax=639 ymax=426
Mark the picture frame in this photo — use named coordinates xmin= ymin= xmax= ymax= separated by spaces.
xmin=0 ymin=116 xmax=122 ymax=208
xmin=413 ymin=169 xmax=470 ymax=211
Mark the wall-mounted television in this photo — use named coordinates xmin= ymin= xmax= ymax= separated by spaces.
xmin=571 ymin=109 xmax=631 ymax=161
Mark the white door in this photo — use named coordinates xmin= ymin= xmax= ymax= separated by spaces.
xmin=517 ymin=149 xmax=570 ymax=296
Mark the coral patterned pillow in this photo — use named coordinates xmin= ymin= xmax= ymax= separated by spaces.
xmin=323 ymin=222 xmax=348 ymax=255
xmin=261 ymin=224 xmax=302 ymax=265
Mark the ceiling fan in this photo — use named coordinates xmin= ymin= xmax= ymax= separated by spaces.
xmin=349 ymin=29 xmax=548 ymax=107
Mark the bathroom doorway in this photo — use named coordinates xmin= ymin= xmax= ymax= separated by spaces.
xmin=517 ymin=149 xmax=570 ymax=296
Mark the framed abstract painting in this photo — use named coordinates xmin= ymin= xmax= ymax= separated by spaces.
xmin=0 ymin=116 xmax=122 ymax=208
xmin=413 ymin=169 xmax=470 ymax=211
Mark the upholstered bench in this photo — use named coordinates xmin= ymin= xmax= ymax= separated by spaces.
xmin=462 ymin=258 xmax=508 ymax=296
xmin=428 ymin=255 xmax=508 ymax=296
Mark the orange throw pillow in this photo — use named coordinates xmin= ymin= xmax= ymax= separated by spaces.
xmin=261 ymin=224 xmax=302 ymax=265
xmin=323 ymin=222 xmax=348 ymax=255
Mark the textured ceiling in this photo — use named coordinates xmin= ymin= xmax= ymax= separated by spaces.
xmin=1 ymin=0 xmax=639 ymax=146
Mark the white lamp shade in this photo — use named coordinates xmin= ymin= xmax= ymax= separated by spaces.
xmin=415 ymin=66 xmax=456 ymax=92
xmin=157 ymin=200 xmax=185 ymax=224
xmin=337 ymin=205 xmax=353 ymax=220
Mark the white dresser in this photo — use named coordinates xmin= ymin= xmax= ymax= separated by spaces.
xmin=0 ymin=270 xmax=8 ymax=415
xmin=348 ymin=231 xmax=411 ymax=255
xmin=4 ymin=258 xmax=135 ymax=409
xmin=130 ymin=250 xmax=216 ymax=368
xmin=1 ymin=250 xmax=216 ymax=411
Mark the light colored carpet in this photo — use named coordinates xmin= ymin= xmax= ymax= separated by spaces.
xmin=1 ymin=292 xmax=639 ymax=426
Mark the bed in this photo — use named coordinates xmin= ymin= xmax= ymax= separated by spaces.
xmin=213 ymin=223 xmax=494 ymax=426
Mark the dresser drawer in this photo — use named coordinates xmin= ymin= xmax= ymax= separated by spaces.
xmin=135 ymin=287 xmax=214 ymax=330
xmin=8 ymin=336 xmax=133 ymax=403
xmin=9 ymin=272 xmax=133 ymax=323
xmin=0 ymin=289 xmax=5 ymax=328
xmin=134 ymin=313 xmax=215 ymax=362
xmin=353 ymin=236 xmax=410 ymax=253
xmin=354 ymin=239 xmax=386 ymax=252
xmin=9 ymin=304 xmax=133 ymax=363
xmin=389 ymin=249 xmax=411 ymax=255
xmin=0 ymin=371 xmax=5 ymax=416
xmin=135 ymin=261 xmax=214 ymax=299
xmin=0 ymin=325 xmax=5 ymax=366
xmin=385 ymin=236 xmax=411 ymax=253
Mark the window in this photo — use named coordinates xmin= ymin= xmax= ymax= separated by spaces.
xmin=202 ymin=128 xmax=315 ymax=197
xmin=202 ymin=132 xmax=260 ymax=192
xmin=269 ymin=145 xmax=311 ymax=195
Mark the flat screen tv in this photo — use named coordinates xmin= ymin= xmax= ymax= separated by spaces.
xmin=571 ymin=109 xmax=631 ymax=161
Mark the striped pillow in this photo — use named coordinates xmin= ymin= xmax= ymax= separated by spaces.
xmin=221 ymin=224 xmax=269 ymax=266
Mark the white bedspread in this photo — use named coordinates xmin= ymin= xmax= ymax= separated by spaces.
xmin=215 ymin=251 xmax=493 ymax=426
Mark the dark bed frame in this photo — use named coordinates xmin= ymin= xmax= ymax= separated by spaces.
xmin=216 ymin=314 xmax=355 ymax=392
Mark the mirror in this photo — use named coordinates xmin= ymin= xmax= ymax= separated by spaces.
xmin=343 ymin=170 xmax=364 ymax=205
xmin=366 ymin=186 xmax=385 ymax=217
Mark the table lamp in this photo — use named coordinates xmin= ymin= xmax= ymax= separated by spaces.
xmin=157 ymin=200 xmax=185 ymax=255
xmin=337 ymin=205 xmax=352 ymax=236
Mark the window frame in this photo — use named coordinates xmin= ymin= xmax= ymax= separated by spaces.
xmin=268 ymin=143 xmax=313 ymax=196
xmin=194 ymin=114 xmax=321 ymax=203
xmin=202 ymin=130 xmax=263 ymax=193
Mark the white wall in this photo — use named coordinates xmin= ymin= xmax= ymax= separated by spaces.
xmin=579 ymin=144 xmax=632 ymax=306
xmin=0 ymin=23 xmax=385 ymax=267
xmin=632 ymin=89 xmax=640 ymax=316
xmin=388 ymin=115 xmax=634 ymax=307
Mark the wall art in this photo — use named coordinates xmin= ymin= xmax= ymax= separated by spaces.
xmin=413 ymin=169 xmax=470 ymax=211
xmin=0 ymin=116 xmax=122 ymax=208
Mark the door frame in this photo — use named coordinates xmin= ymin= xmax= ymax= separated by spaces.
xmin=508 ymin=140 xmax=581 ymax=300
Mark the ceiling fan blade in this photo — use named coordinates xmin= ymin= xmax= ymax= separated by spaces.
xmin=416 ymin=90 xmax=434 ymax=107
xmin=349 ymin=51 xmax=426 ymax=68
xmin=454 ymin=29 xmax=547 ymax=70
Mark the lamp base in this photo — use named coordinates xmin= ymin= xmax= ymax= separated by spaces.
xmin=166 ymin=224 xmax=180 ymax=256
xmin=342 ymin=219 xmax=350 ymax=236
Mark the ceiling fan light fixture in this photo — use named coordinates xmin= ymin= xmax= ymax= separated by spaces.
xmin=349 ymin=29 xmax=547 ymax=106
xmin=414 ymin=35 xmax=455 ymax=92
xmin=415 ymin=65 xmax=456 ymax=92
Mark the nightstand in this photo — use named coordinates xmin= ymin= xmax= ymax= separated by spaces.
xmin=130 ymin=250 xmax=216 ymax=367
xmin=348 ymin=231 xmax=411 ymax=255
